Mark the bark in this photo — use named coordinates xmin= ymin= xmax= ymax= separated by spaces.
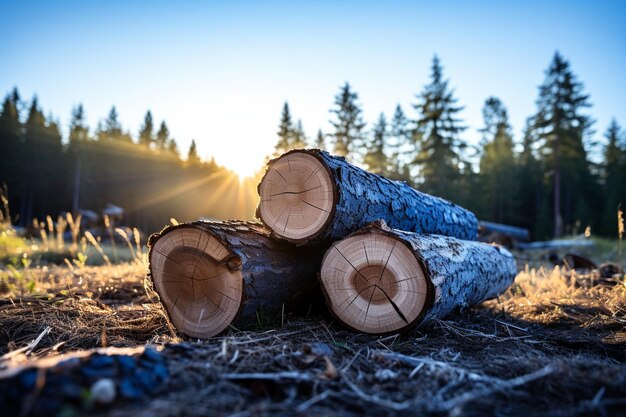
xmin=148 ymin=220 xmax=324 ymax=337
xmin=321 ymin=221 xmax=517 ymax=333
xmin=478 ymin=221 xmax=530 ymax=242
xmin=258 ymin=149 xmax=478 ymax=245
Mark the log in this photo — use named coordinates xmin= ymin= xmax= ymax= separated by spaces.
xmin=319 ymin=221 xmax=517 ymax=334
xmin=478 ymin=220 xmax=530 ymax=244
xmin=148 ymin=220 xmax=323 ymax=338
xmin=516 ymin=238 xmax=595 ymax=250
xmin=257 ymin=149 xmax=478 ymax=245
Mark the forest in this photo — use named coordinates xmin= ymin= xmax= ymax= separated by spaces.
xmin=1 ymin=51 xmax=624 ymax=239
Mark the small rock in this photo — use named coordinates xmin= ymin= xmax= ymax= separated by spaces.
xmin=303 ymin=342 xmax=333 ymax=357
xmin=91 ymin=378 xmax=116 ymax=404
xmin=375 ymin=369 xmax=397 ymax=382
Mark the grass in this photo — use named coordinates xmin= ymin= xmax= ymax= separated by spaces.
xmin=0 ymin=256 xmax=624 ymax=416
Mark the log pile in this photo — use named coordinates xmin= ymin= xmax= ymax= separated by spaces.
xmin=149 ymin=149 xmax=517 ymax=337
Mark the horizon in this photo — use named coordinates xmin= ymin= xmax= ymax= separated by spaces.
xmin=2 ymin=1 xmax=625 ymax=177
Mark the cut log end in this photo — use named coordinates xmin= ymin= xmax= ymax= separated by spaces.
xmin=320 ymin=233 xmax=429 ymax=334
xmin=258 ymin=151 xmax=335 ymax=243
xmin=150 ymin=227 xmax=243 ymax=338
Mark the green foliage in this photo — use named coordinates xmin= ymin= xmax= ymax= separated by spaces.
xmin=0 ymin=90 xmax=244 ymax=235
xmin=478 ymin=97 xmax=518 ymax=224
xmin=601 ymin=120 xmax=626 ymax=235
xmin=314 ymin=129 xmax=326 ymax=150
xmin=387 ymin=104 xmax=411 ymax=181
xmin=7 ymin=254 xmax=36 ymax=295
xmin=411 ymin=55 xmax=467 ymax=201
xmin=186 ymin=139 xmax=201 ymax=166
xmin=363 ymin=113 xmax=389 ymax=175
xmin=530 ymin=51 xmax=595 ymax=238
xmin=329 ymin=82 xmax=366 ymax=159
xmin=274 ymin=102 xmax=308 ymax=156
xmin=138 ymin=110 xmax=154 ymax=148
xmin=155 ymin=121 xmax=170 ymax=150
xmin=73 ymin=251 xmax=88 ymax=268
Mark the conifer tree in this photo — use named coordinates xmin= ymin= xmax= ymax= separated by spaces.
xmin=155 ymin=121 xmax=170 ymax=150
xmin=329 ymin=82 xmax=365 ymax=158
xmin=292 ymin=120 xmax=307 ymax=149
xmin=138 ymin=110 xmax=154 ymax=148
xmin=187 ymin=139 xmax=201 ymax=166
xmin=97 ymin=106 xmax=132 ymax=142
xmin=478 ymin=97 xmax=517 ymax=223
xmin=411 ymin=56 xmax=466 ymax=200
xmin=363 ymin=113 xmax=389 ymax=175
xmin=23 ymin=98 xmax=64 ymax=218
xmin=314 ymin=129 xmax=326 ymax=150
xmin=69 ymin=104 xmax=89 ymax=145
xmin=389 ymin=104 xmax=411 ymax=179
xmin=602 ymin=119 xmax=625 ymax=234
xmin=0 ymin=88 xmax=22 ymax=202
xmin=167 ymin=138 xmax=180 ymax=157
xmin=68 ymin=104 xmax=90 ymax=213
xmin=517 ymin=118 xmax=548 ymax=238
xmin=531 ymin=52 xmax=594 ymax=237
xmin=274 ymin=102 xmax=294 ymax=155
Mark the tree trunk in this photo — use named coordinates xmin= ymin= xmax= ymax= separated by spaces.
xmin=319 ymin=221 xmax=517 ymax=334
xmin=148 ymin=220 xmax=324 ymax=338
xmin=257 ymin=149 xmax=478 ymax=245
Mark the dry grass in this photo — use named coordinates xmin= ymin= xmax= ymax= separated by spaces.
xmin=0 ymin=262 xmax=625 ymax=416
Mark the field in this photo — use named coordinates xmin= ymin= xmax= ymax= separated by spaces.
xmin=1 ymin=223 xmax=625 ymax=417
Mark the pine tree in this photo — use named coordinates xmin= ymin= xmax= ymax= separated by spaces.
xmin=69 ymin=104 xmax=89 ymax=145
xmin=292 ymin=120 xmax=307 ymax=149
xmin=389 ymin=104 xmax=411 ymax=179
xmin=273 ymin=103 xmax=307 ymax=155
xmin=329 ymin=82 xmax=366 ymax=158
xmin=187 ymin=139 xmax=201 ymax=166
xmin=167 ymin=138 xmax=180 ymax=157
xmin=138 ymin=110 xmax=154 ymax=148
xmin=531 ymin=51 xmax=594 ymax=237
xmin=478 ymin=97 xmax=517 ymax=224
xmin=314 ymin=129 xmax=326 ymax=150
xmin=22 ymin=97 xmax=64 ymax=219
xmin=363 ymin=113 xmax=389 ymax=175
xmin=155 ymin=121 xmax=170 ymax=150
xmin=602 ymin=119 xmax=626 ymax=235
xmin=97 ymin=106 xmax=132 ymax=142
xmin=68 ymin=104 xmax=90 ymax=213
xmin=0 ymin=88 xmax=22 ymax=200
xmin=517 ymin=118 xmax=548 ymax=238
xmin=411 ymin=56 xmax=466 ymax=200
xmin=274 ymin=102 xmax=294 ymax=155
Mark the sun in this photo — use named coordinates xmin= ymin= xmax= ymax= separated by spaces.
xmin=220 ymin=153 xmax=265 ymax=179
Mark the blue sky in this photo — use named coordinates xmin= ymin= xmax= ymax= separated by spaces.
xmin=1 ymin=1 xmax=625 ymax=176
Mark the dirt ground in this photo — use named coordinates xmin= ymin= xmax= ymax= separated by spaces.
xmin=0 ymin=261 xmax=625 ymax=417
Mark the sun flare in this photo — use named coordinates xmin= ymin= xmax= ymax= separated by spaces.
xmin=220 ymin=153 xmax=265 ymax=179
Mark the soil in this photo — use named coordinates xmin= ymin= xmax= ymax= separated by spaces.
xmin=0 ymin=262 xmax=625 ymax=416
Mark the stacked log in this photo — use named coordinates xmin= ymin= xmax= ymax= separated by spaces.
xmin=256 ymin=149 xmax=478 ymax=245
xmin=148 ymin=220 xmax=323 ymax=338
xmin=150 ymin=149 xmax=516 ymax=338
xmin=318 ymin=221 xmax=517 ymax=334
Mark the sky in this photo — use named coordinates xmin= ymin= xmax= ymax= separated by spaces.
xmin=1 ymin=0 xmax=625 ymax=177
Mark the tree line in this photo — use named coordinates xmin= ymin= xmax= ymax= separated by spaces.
xmin=0 ymin=94 xmax=252 ymax=234
xmin=274 ymin=52 xmax=626 ymax=239
xmin=1 ymin=51 xmax=624 ymax=239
